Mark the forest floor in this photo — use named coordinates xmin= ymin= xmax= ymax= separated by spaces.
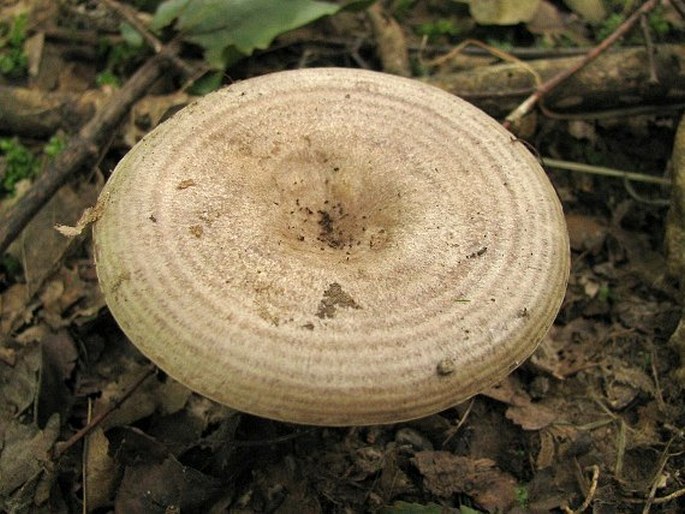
xmin=1 ymin=1 xmax=684 ymax=513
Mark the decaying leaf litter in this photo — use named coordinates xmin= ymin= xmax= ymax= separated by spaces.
xmin=1 ymin=0 xmax=684 ymax=512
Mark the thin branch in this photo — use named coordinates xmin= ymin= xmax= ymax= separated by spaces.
xmin=539 ymin=102 xmax=685 ymax=121
xmin=563 ymin=464 xmax=600 ymax=514
xmin=503 ymin=0 xmax=661 ymax=130
xmin=671 ymin=0 xmax=685 ymax=19
xmin=639 ymin=13 xmax=659 ymax=83
xmin=442 ymin=397 xmax=475 ymax=447
xmin=99 ymin=0 xmax=196 ymax=77
xmin=100 ymin=0 xmax=162 ymax=52
xmin=423 ymin=38 xmax=542 ymax=88
xmin=53 ymin=366 xmax=156 ymax=459
xmin=542 ymin=157 xmax=671 ymax=186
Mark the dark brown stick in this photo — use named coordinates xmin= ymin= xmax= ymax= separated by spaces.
xmin=0 ymin=43 xmax=179 ymax=256
xmin=100 ymin=0 xmax=162 ymax=52
xmin=671 ymin=0 xmax=685 ymax=19
xmin=639 ymin=13 xmax=659 ymax=84
xmin=426 ymin=44 xmax=685 ymax=118
xmin=503 ymin=0 xmax=661 ymax=130
xmin=53 ymin=366 xmax=156 ymax=459
xmin=99 ymin=0 xmax=195 ymax=77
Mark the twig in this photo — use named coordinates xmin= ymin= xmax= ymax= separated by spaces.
xmin=423 ymin=38 xmax=542 ymax=88
xmin=542 ymin=157 xmax=671 ymax=186
xmin=623 ymin=179 xmax=670 ymax=206
xmin=614 ymin=420 xmax=627 ymax=477
xmin=100 ymin=0 xmax=161 ymax=52
xmin=503 ymin=0 xmax=661 ymax=130
xmin=99 ymin=0 xmax=195 ymax=77
xmin=639 ymin=13 xmax=659 ymax=83
xmin=53 ymin=366 xmax=156 ymax=459
xmin=649 ymin=346 xmax=666 ymax=413
xmin=625 ymin=487 xmax=685 ymax=505
xmin=671 ymin=0 xmax=685 ymax=19
xmin=649 ymin=487 xmax=685 ymax=504
xmin=442 ymin=397 xmax=475 ymax=446
xmin=563 ymin=464 xmax=600 ymax=513
xmin=0 ymin=42 xmax=180 ymax=256
xmin=641 ymin=439 xmax=673 ymax=513
xmin=367 ymin=3 xmax=411 ymax=76
xmin=540 ymin=102 xmax=685 ymax=121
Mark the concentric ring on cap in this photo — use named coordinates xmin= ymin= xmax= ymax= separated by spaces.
xmin=93 ymin=68 xmax=569 ymax=426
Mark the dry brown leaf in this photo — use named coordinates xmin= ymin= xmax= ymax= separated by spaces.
xmin=96 ymin=364 xmax=191 ymax=431
xmin=459 ymin=0 xmax=541 ymax=25
xmin=9 ymin=181 xmax=100 ymax=298
xmin=0 ymin=340 xmax=41 ymax=419
xmin=0 ymin=414 xmax=59 ymax=497
xmin=123 ymin=93 xmax=191 ymax=147
xmin=412 ymin=451 xmax=516 ymax=511
xmin=85 ymin=427 xmax=119 ymax=511
xmin=36 ymin=330 xmax=78 ymax=427
xmin=565 ymin=213 xmax=607 ymax=253
xmin=527 ymin=0 xmax=569 ymax=34
xmin=563 ymin=0 xmax=607 ymax=23
xmin=38 ymin=264 xmax=106 ymax=329
xmin=0 ymin=283 xmax=30 ymax=334
xmin=504 ymin=400 xmax=558 ymax=431
xmin=601 ymin=356 xmax=655 ymax=411
xmin=482 ymin=376 xmax=558 ymax=430
xmin=114 ymin=455 xmax=222 ymax=513
xmin=536 ymin=424 xmax=590 ymax=470
xmin=530 ymin=319 xmax=603 ymax=379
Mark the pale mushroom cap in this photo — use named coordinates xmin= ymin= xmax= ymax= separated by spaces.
xmin=93 ymin=68 xmax=569 ymax=426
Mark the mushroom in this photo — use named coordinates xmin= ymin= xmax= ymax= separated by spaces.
xmin=93 ymin=68 xmax=569 ymax=426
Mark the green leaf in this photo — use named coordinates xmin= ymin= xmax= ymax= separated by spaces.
xmin=151 ymin=0 xmax=190 ymax=31
xmin=152 ymin=0 xmax=343 ymax=68
xmin=189 ymin=70 xmax=224 ymax=95
xmin=120 ymin=22 xmax=144 ymax=47
xmin=43 ymin=135 xmax=66 ymax=158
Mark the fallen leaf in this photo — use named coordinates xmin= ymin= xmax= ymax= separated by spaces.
xmin=122 ymin=93 xmax=191 ymax=147
xmin=0 ymin=283 xmax=31 ymax=334
xmin=9 ymin=181 xmax=100 ymax=298
xmin=461 ymin=0 xmax=541 ymax=25
xmin=114 ymin=454 xmax=223 ymax=513
xmin=412 ymin=451 xmax=516 ymax=511
xmin=482 ymin=376 xmax=557 ymax=430
xmin=96 ymin=364 xmax=191 ymax=431
xmin=526 ymin=0 xmax=569 ymax=34
xmin=563 ymin=0 xmax=606 ymax=23
xmin=0 ymin=340 xmax=41 ymax=420
xmin=0 ymin=414 xmax=59 ymax=497
xmin=36 ymin=330 xmax=78 ymax=427
xmin=601 ymin=356 xmax=655 ymax=410
xmin=565 ymin=213 xmax=607 ymax=253
xmin=530 ymin=319 xmax=603 ymax=379
xmin=85 ymin=427 xmax=119 ymax=511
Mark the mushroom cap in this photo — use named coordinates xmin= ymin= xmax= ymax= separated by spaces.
xmin=93 ymin=68 xmax=569 ymax=426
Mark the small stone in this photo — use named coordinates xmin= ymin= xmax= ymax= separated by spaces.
xmin=395 ymin=427 xmax=434 ymax=452
xmin=437 ymin=358 xmax=455 ymax=376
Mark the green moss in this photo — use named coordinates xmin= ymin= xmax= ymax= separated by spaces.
xmin=0 ymin=138 xmax=37 ymax=195
xmin=0 ymin=136 xmax=66 ymax=196
xmin=0 ymin=13 xmax=29 ymax=78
